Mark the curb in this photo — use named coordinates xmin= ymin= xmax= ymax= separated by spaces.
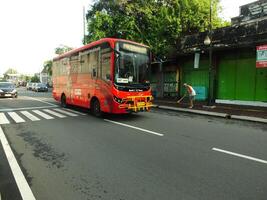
xmin=231 ymin=115 xmax=267 ymax=123
xmin=152 ymin=105 xmax=266 ymax=124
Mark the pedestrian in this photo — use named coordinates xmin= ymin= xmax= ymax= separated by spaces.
xmin=177 ymin=83 xmax=196 ymax=108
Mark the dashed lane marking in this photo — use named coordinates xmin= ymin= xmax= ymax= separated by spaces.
xmin=212 ymin=147 xmax=267 ymax=165
xmin=104 ymin=119 xmax=164 ymax=137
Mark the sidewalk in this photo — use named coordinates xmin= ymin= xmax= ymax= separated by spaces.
xmin=152 ymin=98 xmax=267 ymax=124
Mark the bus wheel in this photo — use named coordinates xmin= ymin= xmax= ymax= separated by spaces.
xmin=92 ymin=99 xmax=102 ymax=117
xmin=61 ymin=94 xmax=67 ymax=108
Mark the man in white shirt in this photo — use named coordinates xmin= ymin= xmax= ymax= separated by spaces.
xmin=177 ymin=83 xmax=196 ymax=108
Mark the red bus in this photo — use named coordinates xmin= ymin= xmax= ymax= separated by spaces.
xmin=52 ymin=38 xmax=153 ymax=116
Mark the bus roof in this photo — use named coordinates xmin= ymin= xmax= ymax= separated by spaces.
xmin=53 ymin=38 xmax=149 ymax=61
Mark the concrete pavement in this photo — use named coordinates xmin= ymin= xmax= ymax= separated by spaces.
xmin=152 ymin=99 xmax=267 ymax=124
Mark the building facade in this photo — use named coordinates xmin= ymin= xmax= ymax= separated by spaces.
xmin=152 ymin=0 xmax=267 ymax=106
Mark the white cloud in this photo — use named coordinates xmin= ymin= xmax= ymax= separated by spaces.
xmin=219 ymin=0 xmax=256 ymax=21
xmin=0 ymin=0 xmax=92 ymax=75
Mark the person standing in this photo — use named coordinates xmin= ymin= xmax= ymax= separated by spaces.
xmin=177 ymin=83 xmax=196 ymax=108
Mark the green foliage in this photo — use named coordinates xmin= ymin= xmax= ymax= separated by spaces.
xmin=19 ymin=75 xmax=31 ymax=82
xmin=43 ymin=60 xmax=53 ymax=76
xmin=3 ymin=68 xmax=18 ymax=79
xmin=85 ymin=0 xmax=228 ymax=59
xmin=31 ymin=75 xmax=40 ymax=83
xmin=55 ymin=45 xmax=73 ymax=55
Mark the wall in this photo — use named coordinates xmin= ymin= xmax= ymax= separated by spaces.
xmin=180 ymin=56 xmax=209 ymax=100
xmin=217 ymin=49 xmax=267 ymax=101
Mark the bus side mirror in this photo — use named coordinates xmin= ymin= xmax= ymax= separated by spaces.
xmin=92 ymin=68 xmax=96 ymax=77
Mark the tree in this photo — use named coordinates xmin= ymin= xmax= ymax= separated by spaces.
xmin=55 ymin=45 xmax=74 ymax=55
xmin=43 ymin=60 xmax=52 ymax=76
xmin=31 ymin=75 xmax=40 ymax=83
xmin=85 ymin=0 xmax=229 ymax=59
xmin=3 ymin=68 xmax=18 ymax=79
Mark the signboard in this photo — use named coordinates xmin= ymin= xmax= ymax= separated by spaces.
xmin=194 ymin=52 xmax=200 ymax=69
xmin=121 ymin=43 xmax=148 ymax=54
xmin=256 ymin=45 xmax=267 ymax=68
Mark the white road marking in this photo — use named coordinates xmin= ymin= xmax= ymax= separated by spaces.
xmin=63 ymin=108 xmax=87 ymax=115
xmin=22 ymin=96 xmax=57 ymax=106
xmin=7 ymin=112 xmax=25 ymax=123
xmin=0 ymin=113 xmax=10 ymax=124
xmin=20 ymin=111 xmax=40 ymax=121
xmin=0 ymin=126 xmax=36 ymax=200
xmin=0 ymin=105 xmax=58 ymax=112
xmin=43 ymin=109 xmax=66 ymax=118
xmin=53 ymin=108 xmax=78 ymax=117
xmin=212 ymin=147 xmax=267 ymax=164
xmin=104 ymin=119 xmax=164 ymax=137
xmin=32 ymin=110 xmax=54 ymax=119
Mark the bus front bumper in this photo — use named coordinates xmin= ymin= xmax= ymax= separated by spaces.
xmin=117 ymin=95 xmax=153 ymax=112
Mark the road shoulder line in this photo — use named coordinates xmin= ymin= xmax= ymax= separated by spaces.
xmin=0 ymin=126 xmax=36 ymax=200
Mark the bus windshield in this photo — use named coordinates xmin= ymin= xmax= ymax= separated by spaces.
xmin=114 ymin=42 xmax=150 ymax=86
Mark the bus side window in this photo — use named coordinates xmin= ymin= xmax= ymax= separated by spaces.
xmin=89 ymin=50 xmax=99 ymax=78
xmin=101 ymin=43 xmax=111 ymax=81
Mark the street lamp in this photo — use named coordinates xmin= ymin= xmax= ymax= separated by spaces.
xmin=204 ymin=0 xmax=214 ymax=106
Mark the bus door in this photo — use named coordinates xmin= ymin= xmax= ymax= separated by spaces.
xmin=89 ymin=47 xmax=101 ymax=103
xmin=91 ymin=43 xmax=112 ymax=110
xmin=69 ymin=55 xmax=83 ymax=106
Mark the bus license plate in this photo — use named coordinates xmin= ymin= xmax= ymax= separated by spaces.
xmin=137 ymin=102 xmax=145 ymax=107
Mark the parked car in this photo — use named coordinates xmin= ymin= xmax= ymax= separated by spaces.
xmin=0 ymin=82 xmax=18 ymax=98
xmin=34 ymin=83 xmax=48 ymax=92
xmin=26 ymin=82 xmax=33 ymax=90
xmin=31 ymin=83 xmax=37 ymax=91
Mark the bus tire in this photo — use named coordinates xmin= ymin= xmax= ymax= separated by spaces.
xmin=91 ymin=99 xmax=102 ymax=117
xmin=61 ymin=94 xmax=67 ymax=108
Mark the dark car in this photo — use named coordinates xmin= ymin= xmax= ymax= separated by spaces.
xmin=35 ymin=83 xmax=48 ymax=92
xmin=0 ymin=82 xmax=18 ymax=98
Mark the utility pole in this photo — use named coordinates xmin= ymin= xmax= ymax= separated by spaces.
xmin=83 ymin=5 xmax=86 ymax=45
xmin=204 ymin=0 xmax=214 ymax=106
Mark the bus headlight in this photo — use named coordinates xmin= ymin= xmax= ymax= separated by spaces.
xmin=113 ymin=95 xmax=123 ymax=104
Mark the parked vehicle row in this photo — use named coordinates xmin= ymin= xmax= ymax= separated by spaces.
xmin=26 ymin=82 xmax=48 ymax=92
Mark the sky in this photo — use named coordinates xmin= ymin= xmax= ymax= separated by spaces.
xmin=0 ymin=0 xmax=257 ymax=76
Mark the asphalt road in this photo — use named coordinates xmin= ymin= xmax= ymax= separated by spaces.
xmin=0 ymin=87 xmax=267 ymax=200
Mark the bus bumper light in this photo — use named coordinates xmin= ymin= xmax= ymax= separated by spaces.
xmin=118 ymin=95 xmax=153 ymax=112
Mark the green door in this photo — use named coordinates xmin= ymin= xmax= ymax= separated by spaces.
xmin=217 ymin=51 xmax=267 ymax=101
xmin=181 ymin=59 xmax=209 ymax=98
xmin=235 ymin=58 xmax=256 ymax=100
xmin=217 ymin=58 xmax=237 ymax=100
xmin=255 ymin=68 xmax=267 ymax=101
